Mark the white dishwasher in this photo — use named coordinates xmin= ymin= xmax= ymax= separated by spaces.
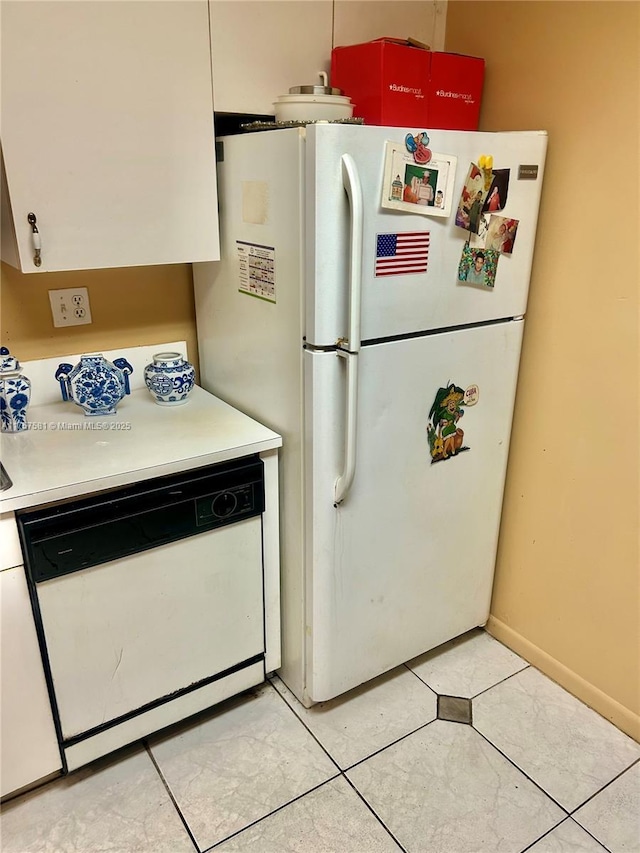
xmin=17 ymin=455 xmax=267 ymax=772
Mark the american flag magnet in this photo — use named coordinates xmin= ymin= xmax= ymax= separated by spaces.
xmin=375 ymin=231 xmax=430 ymax=277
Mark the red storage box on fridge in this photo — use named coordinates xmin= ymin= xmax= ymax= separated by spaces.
xmin=331 ymin=38 xmax=484 ymax=130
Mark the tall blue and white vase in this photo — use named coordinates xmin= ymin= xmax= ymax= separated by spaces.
xmin=0 ymin=347 xmax=31 ymax=433
xmin=144 ymin=352 xmax=195 ymax=406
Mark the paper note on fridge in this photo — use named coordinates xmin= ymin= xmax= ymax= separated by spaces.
xmin=237 ymin=241 xmax=276 ymax=302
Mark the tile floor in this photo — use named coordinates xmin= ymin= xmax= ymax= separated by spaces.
xmin=2 ymin=629 xmax=639 ymax=853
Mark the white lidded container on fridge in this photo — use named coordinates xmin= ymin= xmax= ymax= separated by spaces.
xmin=273 ymin=89 xmax=354 ymax=122
xmin=273 ymin=73 xmax=355 ymax=122
xmin=194 ymin=124 xmax=547 ymax=706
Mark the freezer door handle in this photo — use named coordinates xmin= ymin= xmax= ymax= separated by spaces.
xmin=334 ymin=349 xmax=359 ymax=505
xmin=340 ymin=154 xmax=363 ymax=353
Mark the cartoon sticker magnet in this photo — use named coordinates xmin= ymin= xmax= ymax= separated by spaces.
xmin=427 ymin=382 xmax=477 ymax=463
xmin=405 ymin=131 xmax=432 ymax=164
xmin=457 ymin=243 xmax=499 ymax=289
xmin=381 ymin=141 xmax=457 ymax=218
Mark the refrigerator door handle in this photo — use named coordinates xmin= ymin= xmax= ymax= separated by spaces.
xmin=334 ymin=349 xmax=358 ymax=506
xmin=340 ymin=154 xmax=363 ymax=354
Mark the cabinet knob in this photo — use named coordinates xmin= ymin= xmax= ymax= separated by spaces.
xmin=27 ymin=212 xmax=42 ymax=267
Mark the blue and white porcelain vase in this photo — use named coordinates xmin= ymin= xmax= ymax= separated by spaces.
xmin=144 ymin=351 xmax=195 ymax=406
xmin=55 ymin=354 xmax=133 ymax=416
xmin=0 ymin=347 xmax=31 ymax=433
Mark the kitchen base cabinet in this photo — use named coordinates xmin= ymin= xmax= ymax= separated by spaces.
xmin=1 ymin=1 xmax=219 ymax=272
xmin=1 ymin=562 xmax=61 ymax=799
xmin=0 ymin=379 xmax=281 ymax=793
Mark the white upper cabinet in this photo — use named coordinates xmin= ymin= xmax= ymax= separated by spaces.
xmin=0 ymin=1 xmax=220 ymax=273
xmin=332 ymin=1 xmax=446 ymax=50
xmin=208 ymin=1 xmax=447 ymax=118
xmin=209 ymin=1 xmax=333 ymax=115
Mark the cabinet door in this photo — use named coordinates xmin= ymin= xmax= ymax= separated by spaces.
xmin=333 ymin=1 xmax=446 ymax=51
xmin=209 ymin=1 xmax=333 ymax=114
xmin=1 ymin=1 xmax=219 ymax=272
xmin=1 ymin=565 xmax=61 ymax=797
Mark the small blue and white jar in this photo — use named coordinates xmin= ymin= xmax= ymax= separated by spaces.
xmin=55 ymin=353 xmax=133 ymax=416
xmin=0 ymin=347 xmax=31 ymax=433
xmin=144 ymin=352 xmax=195 ymax=406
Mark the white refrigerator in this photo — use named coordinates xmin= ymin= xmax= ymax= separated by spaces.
xmin=194 ymin=124 xmax=547 ymax=706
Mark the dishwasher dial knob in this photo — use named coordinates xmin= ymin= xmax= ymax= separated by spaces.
xmin=212 ymin=491 xmax=237 ymax=518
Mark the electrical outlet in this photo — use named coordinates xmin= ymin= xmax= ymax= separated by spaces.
xmin=48 ymin=287 xmax=92 ymax=328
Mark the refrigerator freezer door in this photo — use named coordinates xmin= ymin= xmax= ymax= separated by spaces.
xmin=305 ymin=125 xmax=547 ymax=346
xmin=303 ymin=319 xmax=524 ymax=702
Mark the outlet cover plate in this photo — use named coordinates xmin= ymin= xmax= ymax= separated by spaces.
xmin=49 ymin=287 xmax=92 ymax=328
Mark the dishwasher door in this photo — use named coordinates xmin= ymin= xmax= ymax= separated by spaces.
xmin=17 ymin=457 xmax=268 ymax=770
xmin=35 ymin=515 xmax=264 ymax=741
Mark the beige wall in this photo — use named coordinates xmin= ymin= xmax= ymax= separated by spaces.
xmin=0 ymin=263 xmax=199 ymax=377
xmin=446 ymin=2 xmax=639 ymax=739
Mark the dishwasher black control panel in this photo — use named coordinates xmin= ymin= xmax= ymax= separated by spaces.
xmin=196 ymin=483 xmax=257 ymax=525
xmin=17 ymin=455 xmax=264 ymax=583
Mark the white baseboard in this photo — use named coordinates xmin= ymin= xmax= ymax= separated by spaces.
xmin=486 ymin=615 xmax=640 ymax=743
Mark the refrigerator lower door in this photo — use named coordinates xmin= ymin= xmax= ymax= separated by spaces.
xmin=304 ymin=319 xmax=524 ymax=702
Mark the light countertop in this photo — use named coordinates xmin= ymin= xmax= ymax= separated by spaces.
xmin=0 ymin=386 xmax=282 ymax=514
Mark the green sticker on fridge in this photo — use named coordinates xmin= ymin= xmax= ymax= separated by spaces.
xmin=427 ymin=383 xmax=479 ymax=463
